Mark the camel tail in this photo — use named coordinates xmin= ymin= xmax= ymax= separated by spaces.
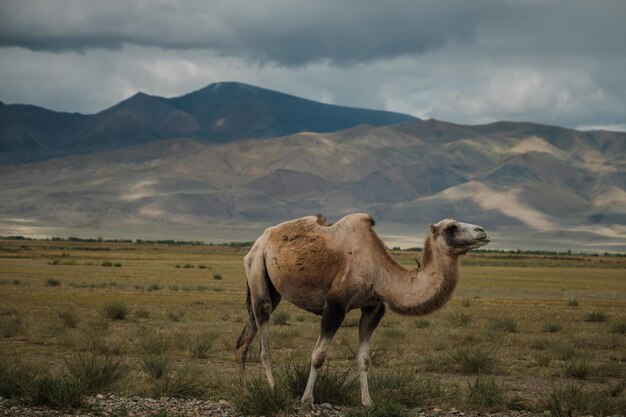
xmin=235 ymin=282 xmax=253 ymax=350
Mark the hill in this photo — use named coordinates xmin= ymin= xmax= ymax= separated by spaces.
xmin=0 ymin=82 xmax=418 ymax=164
xmin=1 ymin=118 xmax=624 ymax=251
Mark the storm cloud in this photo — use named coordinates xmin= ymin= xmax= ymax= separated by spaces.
xmin=1 ymin=0 xmax=625 ymax=130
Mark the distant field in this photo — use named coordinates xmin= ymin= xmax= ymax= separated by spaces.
xmin=1 ymin=239 xmax=625 ymax=414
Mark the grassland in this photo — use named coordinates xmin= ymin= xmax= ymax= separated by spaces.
xmin=0 ymin=239 xmax=625 ymax=415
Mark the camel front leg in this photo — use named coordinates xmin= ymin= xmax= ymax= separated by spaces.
xmin=301 ymin=301 xmax=346 ymax=406
xmin=358 ymin=304 xmax=385 ymax=406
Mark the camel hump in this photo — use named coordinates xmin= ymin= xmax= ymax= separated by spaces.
xmin=342 ymin=212 xmax=376 ymax=227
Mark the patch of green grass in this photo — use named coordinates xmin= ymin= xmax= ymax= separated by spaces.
xmin=611 ymin=321 xmax=626 ymax=334
xmin=449 ymin=346 xmax=496 ymax=374
xmin=0 ymin=314 xmax=24 ymax=337
xmin=543 ymin=322 xmax=561 ymax=333
xmin=272 ymin=311 xmax=290 ymax=326
xmin=65 ymin=354 xmax=125 ymax=394
xmin=465 ymin=377 xmax=507 ymax=411
xmin=545 ymin=383 xmax=626 ymax=417
xmin=283 ymin=361 xmax=357 ymax=405
xmin=566 ymin=298 xmax=579 ymax=307
xmin=46 ymin=278 xmax=61 ymax=286
xmin=369 ymin=370 xmax=451 ymax=407
xmin=563 ymin=358 xmax=590 ymax=379
xmin=191 ymin=331 xmax=216 ymax=359
xmin=0 ymin=360 xmax=30 ymax=398
xmin=101 ymin=261 xmax=113 ymax=267
xmin=345 ymin=400 xmax=410 ymax=417
xmin=103 ymin=302 xmax=129 ymax=320
xmin=585 ymin=311 xmax=608 ymax=322
xmin=141 ymin=355 xmax=171 ymax=380
xmin=58 ymin=309 xmax=79 ymax=329
xmin=487 ymin=316 xmax=518 ymax=333
xmin=551 ymin=343 xmax=577 ymax=360
xmin=212 ymin=273 xmax=222 ymax=280
xmin=28 ymin=372 xmax=86 ymax=408
xmin=148 ymin=366 xmax=207 ymax=399
xmin=449 ymin=312 xmax=472 ymax=327
xmin=232 ymin=376 xmax=293 ymax=417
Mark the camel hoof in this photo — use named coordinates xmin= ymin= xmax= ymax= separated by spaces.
xmin=361 ymin=397 xmax=373 ymax=407
xmin=300 ymin=396 xmax=314 ymax=407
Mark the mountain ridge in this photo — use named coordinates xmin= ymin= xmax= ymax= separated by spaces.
xmin=0 ymin=81 xmax=419 ymax=164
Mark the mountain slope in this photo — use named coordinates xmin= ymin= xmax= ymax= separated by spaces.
xmin=0 ymin=82 xmax=419 ymax=163
xmin=1 ymin=120 xmax=624 ymax=251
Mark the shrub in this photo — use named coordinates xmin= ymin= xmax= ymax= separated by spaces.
xmin=65 ymin=354 xmax=125 ymax=394
xmin=212 ymin=273 xmax=222 ymax=280
xmin=449 ymin=346 xmax=496 ymax=374
xmin=369 ymin=370 xmax=448 ymax=407
xmin=113 ymin=263 xmax=122 ymax=267
xmin=563 ymin=359 xmax=590 ymax=379
xmin=147 ymin=283 xmax=161 ymax=292
xmin=198 ymin=264 xmax=208 ymax=269
xmin=487 ymin=317 xmax=518 ymax=333
xmin=101 ymin=261 xmax=113 ymax=267
xmin=585 ymin=311 xmax=608 ymax=322
xmin=543 ymin=322 xmax=561 ymax=333
xmin=466 ymin=377 xmax=507 ymax=411
xmin=141 ymin=355 xmax=171 ymax=380
xmin=232 ymin=376 xmax=293 ymax=416
xmin=191 ymin=331 xmax=215 ymax=359
xmin=273 ymin=311 xmax=290 ymax=326
xmin=149 ymin=367 xmax=206 ymax=399
xmin=1 ymin=315 xmax=24 ymax=337
xmin=46 ymin=278 xmax=61 ymax=287
xmin=28 ymin=372 xmax=85 ymax=408
xmin=167 ymin=310 xmax=185 ymax=322
xmin=183 ymin=264 xmax=194 ymax=269
xmin=283 ymin=361 xmax=357 ymax=405
xmin=58 ymin=310 xmax=79 ymax=329
xmin=611 ymin=321 xmax=626 ymax=334
xmin=345 ymin=400 xmax=410 ymax=417
xmin=566 ymin=298 xmax=579 ymax=307
xmin=545 ymin=383 xmax=625 ymax=417
xmin=103 ymin=302 xmax=129 ymax=320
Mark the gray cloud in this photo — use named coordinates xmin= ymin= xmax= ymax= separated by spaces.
xmin=0 ymin=0 xmax=625 ymax=130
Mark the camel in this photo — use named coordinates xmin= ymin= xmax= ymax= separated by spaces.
xmin=235 ymin=213 xmax=490 ymax=406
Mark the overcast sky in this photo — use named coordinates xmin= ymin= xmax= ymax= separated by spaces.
xmin=1 ymin=0 xmax=625 ymax=131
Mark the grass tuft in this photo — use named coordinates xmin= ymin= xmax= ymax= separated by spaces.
xmin=414 ymin=319 xmax=430 ymax=328
xmin=103 ymin=302 xmax=129 ymax=320
xmin=46 ymin=278 xmax=61 ymax=287
xmin=369 ymin=370 xmax=450 ymax=407
xmin=191 ymin=331 xmax=216 ymax=359
xmin=449 ymin=346 xmax=496 ymax=374
xmin=272 ymin=311 xmax=290 ymax=326
xmin=487 ymin=316 xmax=518 ymax=333
xmin=563 ymin=358 xmax=590 ymax=379
xmin=466 ymin=377 xmax=507 ymax=411
xmin=141 ymin=355 xmax=171 ymax=380
xmin=585 ymin=311 xmax=608 ymax=322
xmin=232 ymin=376 xmax=293 ymax=417
xmin=611 ymin=321 xmax=626 ymax=334
xmin=65 ymin=353 xmax=125 ymax=393
xmin=283 ymin=361 xmax=357 ymax=405
xmin=449 ymin=312 xmax=472 ymax=327
xmin=212 ymin=273 xmax=222 ymax=280
xmin=58 ymin=309 xmax=79 ymax=328
xmin=566 ymin=298 xmax=579 ymax=307
xmin=542 ymin=322 xmax=561 ymax=333
xmin=545 ymin=383 xmax=626 ymax=417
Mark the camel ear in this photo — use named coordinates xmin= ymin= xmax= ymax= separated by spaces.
xmin=430 ymin=224 xmax=438 ymax=235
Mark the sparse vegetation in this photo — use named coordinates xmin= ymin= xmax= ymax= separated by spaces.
xmin=345 ymin=400 xmax=410 ymax=417
xmin=46 ymin=278 xmax=61 ymax=286
xmin=449 ymin=346 xmax=496 ymax=374
xmin=272 ymin=311 xmax=290 ymax=326
xmin=103 ymin=302 xmax=129 ymax=320
xmin=1 ymin=239 xmax=625 ymax=414
xmin=283 ymin=361 xmax=357 ymax=405
xmin=466 ymin=377 xmax=507 ymax=411
xmin=567 ymin=298 xmax=579 ymax=307
xmin=212 ymin=273 xmax=222 ymax=280
xmin=487 ymin=316 xmax=518 ymax=333
xmin=585 ymin=311 xmax=608 ymax=322
xmin=232 ymin=376 xmax=293 ymax=416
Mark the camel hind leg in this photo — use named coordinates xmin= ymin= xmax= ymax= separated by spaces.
xmin=240 ymin=250 xmax=281 ymax=388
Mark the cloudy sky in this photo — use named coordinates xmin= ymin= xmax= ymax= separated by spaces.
xmin=1 ymin=0 xmax=625 ymax=130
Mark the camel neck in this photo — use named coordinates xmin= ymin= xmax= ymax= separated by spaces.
xmin=375 ymin=235 xmax=460 ymax=316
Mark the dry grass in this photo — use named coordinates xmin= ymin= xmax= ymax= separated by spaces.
xmin=0 ymin=239 xmax=625 ymax=413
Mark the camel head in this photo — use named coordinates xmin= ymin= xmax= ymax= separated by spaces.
xmin=429 ymin=218 xmax=490 ymax=255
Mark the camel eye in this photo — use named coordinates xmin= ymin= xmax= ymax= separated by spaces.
xmin=445 ymin=224 xmax=458 ymax=234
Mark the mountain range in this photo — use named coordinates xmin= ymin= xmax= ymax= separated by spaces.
xmin=1 ymin=82 xmax=625 ymax=251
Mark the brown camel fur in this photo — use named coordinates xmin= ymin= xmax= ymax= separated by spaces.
xmin=235 ymin=213 xmax=490 ymax=406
